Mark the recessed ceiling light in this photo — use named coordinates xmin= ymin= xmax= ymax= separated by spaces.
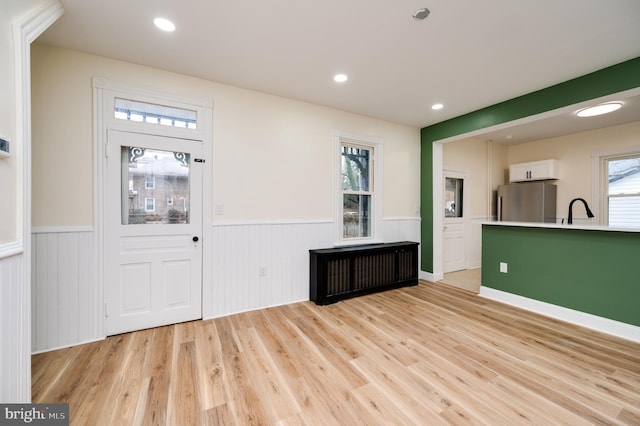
xmin=432 ymin=103 xmax=444 ymax=110
xmin=576 ymin=102 xmax=622 ymax=117
xmin=154 ymin=17 xmax=176 ymax=32
xmin=334 ymin=74 xmax=348 ymax=83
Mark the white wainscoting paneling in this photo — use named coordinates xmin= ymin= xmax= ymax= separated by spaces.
xmin=207 ymin=221 xmax=333 ymax=318
xmin=31 ymin=228 xmax=100 ymax=353
xmin=205 ymin=217 xmax=420 ymax=319
xmin=29 ymin=219 xmax=420 ymax=351
xmin=383 ymin=216 xmax=422 ymax=245
xmin=0 ymin=250 xmax=30 ymax=402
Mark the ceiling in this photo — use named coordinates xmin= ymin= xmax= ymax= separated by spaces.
xmin=37 ymin=0 xmax=640 ymax=132
xmin=475 ymin=90 xmax=640 ymax=145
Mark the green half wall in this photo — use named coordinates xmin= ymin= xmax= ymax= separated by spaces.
xmin=482 ymin=225 xmax=640 ymax=327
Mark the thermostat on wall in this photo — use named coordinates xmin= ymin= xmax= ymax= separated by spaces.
xmin=0 ymin=137 xmax=10 ymax=158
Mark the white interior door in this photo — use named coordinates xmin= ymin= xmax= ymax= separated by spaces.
xmin=105 ymin=130 xmax=203 ymax=335
xmin=443 ymin=171 xmax=468 ymax=273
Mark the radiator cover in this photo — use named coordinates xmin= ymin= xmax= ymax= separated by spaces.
xmin=309 ymin=241 xmax=419 ymax=305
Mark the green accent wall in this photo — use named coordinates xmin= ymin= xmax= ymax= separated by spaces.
xmin=420 ymin=134 xmax=434 ymax=271
xmin=482 ymin=225 xmax=640 ymax=327
xmin=420 ymin=56 xmax=640 ymax=272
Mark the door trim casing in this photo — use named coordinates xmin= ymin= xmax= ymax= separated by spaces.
xmin=14 ymin=0 xmax=64 ymax=401
xmin=93 ymin=78 xmax=213 ymax=337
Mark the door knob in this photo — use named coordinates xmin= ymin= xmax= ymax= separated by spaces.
xmin=192 ymin=236 xmax=199 ymax=242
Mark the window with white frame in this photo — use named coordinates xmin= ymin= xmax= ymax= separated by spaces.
xmin=336 ymin=133 xmax=382 ymax=243
xmin=114 ymin=98 xmax=197 ymax=129
xmin=167 ymin=196 xmax=174 ymax=206
xmin=145 ymin=176 xmax=155 ymax=189
xmin=145 ymin=198 xmax=156 ymax=212
xmin=604 ymin=153 xmax=640 ymax=228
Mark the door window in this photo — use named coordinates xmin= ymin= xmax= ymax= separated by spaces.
xmin=444 ymin=177 xmax=464 ymax=218
xmin=122 ymin=146 xmax=190 ymax=225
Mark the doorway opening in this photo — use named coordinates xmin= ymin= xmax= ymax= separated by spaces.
xmin=440 ymin=169 xmax=480 ymax=292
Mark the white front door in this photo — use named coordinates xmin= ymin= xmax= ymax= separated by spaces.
xmin=105 ymin=130 xmax=203 ymax=335
xmin=443 ymin=171 xmax=467 ymax=273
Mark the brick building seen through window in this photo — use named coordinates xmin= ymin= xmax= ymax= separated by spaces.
xmin=125 ymin=148 xmax=190 ymax=224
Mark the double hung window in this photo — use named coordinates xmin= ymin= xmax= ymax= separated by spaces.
xmin=336 ymin=132 xmax=383 ymax=244
xmin=604 ymin=154 xmax=640 ymax=228
xmin=342 ymin=144 xmax=373 ymax=238
xmin=145 ymin=176 xmax=155 ymax=189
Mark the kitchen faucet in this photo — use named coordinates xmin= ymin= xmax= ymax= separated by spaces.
xmin=567 ymin=198 xmax=594 ymax=225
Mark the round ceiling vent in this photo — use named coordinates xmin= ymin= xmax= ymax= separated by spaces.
xmin=413 ymin=8 xmax=431 ymax=20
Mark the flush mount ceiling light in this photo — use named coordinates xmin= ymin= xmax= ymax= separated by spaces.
xmin=576 ymin=102 xmax=622 ymax=117
xmin=334 ymin=74 xmax=348 ymax=83
xmin=413 ymin=8 xmax=431 ymax=20
xmin=431 ymin=103 xmax=443 ymax=110
xmin=154 ymin=17 xmax=176 ymax=32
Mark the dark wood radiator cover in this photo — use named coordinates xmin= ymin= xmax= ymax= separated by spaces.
xmin=309 ymin=241 xmax=419 ymax=305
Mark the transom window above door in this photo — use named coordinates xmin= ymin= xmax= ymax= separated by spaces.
xmin=114 ymin=98 xmax=197 ymax=129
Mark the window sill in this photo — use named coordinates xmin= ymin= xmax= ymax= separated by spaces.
xmin=333 ymin=238 xmax=384 ymax=248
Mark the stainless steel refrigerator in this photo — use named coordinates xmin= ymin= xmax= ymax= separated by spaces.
xmin=497 ymin=181 xmax=557 ymax=223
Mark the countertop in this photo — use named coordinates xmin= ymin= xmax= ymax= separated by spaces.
xmin=482 ymin=220 xmax=640 ymax=233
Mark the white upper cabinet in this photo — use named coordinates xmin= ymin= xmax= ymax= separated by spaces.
xmin=509 ymin=159 xmax=558 ymax=182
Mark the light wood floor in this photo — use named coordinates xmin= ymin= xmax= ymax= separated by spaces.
xmin=440 ymin=268 xmax=481 ymax=293
xmin=32 ymin=280 xmax=640 ymax=425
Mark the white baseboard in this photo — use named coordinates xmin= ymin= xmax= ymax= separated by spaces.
xmin=479 ymin=286 xmax=640 ymax=343
xmin=31 ymin=337 xmax=105 ymax=355
xmin=202 ymin=298 xmax=309 ymax=321
xmin=420 ymin=270 xmax=436 ymax=282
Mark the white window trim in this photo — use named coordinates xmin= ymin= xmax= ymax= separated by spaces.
xmin=145 ymin=198 xmax=156 ymax=212
xmin=334 ymin=130 xmax=383 ymax=246
xmin=145 ymin=176 xmax=155 ymax=189
xmin=592 ymin=146 xmax=640 ymax=226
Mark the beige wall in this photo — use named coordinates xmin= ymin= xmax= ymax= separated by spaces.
xmin=507 ymin=120 xmax=640 ymax=221
xmin=443 ymin=137 xmax=492 ymax=218
xmin=30 ymin=44 xmax=420 ymax=226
